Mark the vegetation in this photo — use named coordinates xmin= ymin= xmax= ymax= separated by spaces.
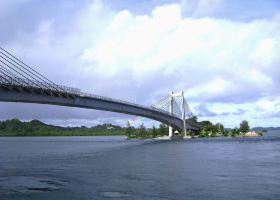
xmin=125 ymin=121 xmax=133 ymax=138
xmin=0 ymin=118 xmax=264 ymax=139
xmin=0 ymin=119 xmax=126 ymax=136
xmin=197 ymin=118 xmax=263 ymax=138
xmin=188 ymin=116 xmax=198 ymax=125
xmin=126 ymin=122 xmax=168 ymax=139
xmin=0 ymin=119 xmax=170 ymax=139
xmin=239 ymin=120 xmax=250 ymax=133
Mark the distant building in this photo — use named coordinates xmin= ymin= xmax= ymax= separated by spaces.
xmin=106 ymin=126 xmax=114 ymax=130
xmin=243 ymin=131 xmax=259 ymax=137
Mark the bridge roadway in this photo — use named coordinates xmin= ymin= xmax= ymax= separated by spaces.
xmin=0 ymin=84 xmax=199 ymax=131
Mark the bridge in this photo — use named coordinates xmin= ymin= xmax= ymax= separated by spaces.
xmin=0 ymin=47 xmax=199 ymax=137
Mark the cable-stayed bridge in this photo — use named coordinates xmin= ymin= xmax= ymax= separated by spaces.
xmin=0 ymin=47 xmax=199 ymax=136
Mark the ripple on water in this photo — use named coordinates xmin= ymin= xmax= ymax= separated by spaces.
xmin=102 ymin=191 xmax=131 ymax=198
xmin=0 ymin=176 xmax=66 ymax=194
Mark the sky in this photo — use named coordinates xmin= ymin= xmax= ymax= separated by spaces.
xmin=0 ymin=0 xmax=280 ymax=128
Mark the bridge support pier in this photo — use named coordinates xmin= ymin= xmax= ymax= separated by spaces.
xmin=169 ymin=126 xmax=173 ymax=137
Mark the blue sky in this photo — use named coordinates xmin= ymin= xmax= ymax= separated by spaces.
xmin=0 ymin=0 xmax=280 ymax=128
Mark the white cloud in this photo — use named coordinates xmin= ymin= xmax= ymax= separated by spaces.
xmin=181 ymin=0 xmax=224 ymax=17
xmin=250 ymin=38 xmax=277 ymax=66
xmin=1 ymin=1 xmax=280 ymax=128
xmin=80 ymin=4 xmax=280 ymax=101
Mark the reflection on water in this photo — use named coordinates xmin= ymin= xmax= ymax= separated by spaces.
xmin=0 ymin=132 xmax=280 ymax=200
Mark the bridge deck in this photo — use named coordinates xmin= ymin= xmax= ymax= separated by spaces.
xmin=0 ymin=83 xmax=199 ymax=131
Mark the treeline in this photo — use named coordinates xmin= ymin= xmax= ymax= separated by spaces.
xmin=0 ymin=118 xmax=259 ymax=138
xmin=125 ymin=117 xmax=256 ymax=139
xmin=0 ymin=119 xmax=126 ymax=136
xmin=125 ymin=117 xmax=255 ymax=139
xmin=125 ymin=122 xmax=168 ymax=139
xmin=0 ymin=119 xmax=169 ymax=138
xmin=197 ymin=117 xmax=253 ymax=137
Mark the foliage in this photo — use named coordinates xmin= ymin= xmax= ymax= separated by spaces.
xmin=231 ymin=128 xmax=240 ymax=137
xmin=152 ymin=126 xmax=157 ymax=138
xmin=125 ymin=121 xmax=133 ymax=138
xmin=139 ymin=123 xmax=147 ymax=138
xmin=197 ymin=120 xmax=251 ymax=138
xmin=158 ymin=123 xmax=168 ymax=136
xmin=125 ymin=122 xmax=168 ymax=139
xmin=0 ymin=119 xmax=125 ymax=137
xmin=239 ymin=120 xmax=250 ymax=133
xmin=188 ymin=116 xmax=198 ymax=124
xmin=0 ymin=118 xmax=254 ymax=139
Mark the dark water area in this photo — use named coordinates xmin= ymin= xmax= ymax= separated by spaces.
xmin=0 ymin=131 xmax=280 ymax=200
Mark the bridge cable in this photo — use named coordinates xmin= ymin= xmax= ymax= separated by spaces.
xmin=0 ymin=65 xmax=24 ymax=86
xmin=0 ymin=51 xmax=55 ymax=91
xmin=0 ymin=49 xmax=58 ymax=92
xmin=0 ymin=62 xmax=33 ymax=86
xmin=0 ymin=57 xmax=43 ymax=88
xmin=0 ymin=47 xmax=56 ymax=85
xmin=0 ymin=51 xmax=56 ymax=92
xmin=0 ymin=47 xmax=66 ymax=93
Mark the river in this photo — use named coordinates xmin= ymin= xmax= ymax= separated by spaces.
xmin=0 ymin=131 xmax=280 ymax=200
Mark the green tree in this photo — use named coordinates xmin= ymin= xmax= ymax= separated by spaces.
xmin=199 ymin=121 xmax=213 ymax=132
xmin=139 ymin=123 xmax=147 ymax=138
xmin=231 ymin=127 xmax=240 ymax=137
xmin=188 ymin=116 xmax=198 ymax=124
xmin=159 ymin=123 xmax=168 ymax=136
xmin=199 ymin=129 xmax=207 ymax=137
xmin=125 ymin=121 xmax=133 ymax=138
xmin=223 ymin=129 xmax=230 ymax=137
xmin=152 ymin=125 xmax=157 ymax=138
xmin=216 ymin=123 xmax=224 ymax=134
xmin=239 ymin=120 xmax=250 ymax=133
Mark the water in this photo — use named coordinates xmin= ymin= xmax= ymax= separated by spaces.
xmin=0 ymin=132 xmax=280 ymax=200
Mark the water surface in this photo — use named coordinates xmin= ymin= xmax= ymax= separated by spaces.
xmin=0 ymin=132 xmax=280 ymax=200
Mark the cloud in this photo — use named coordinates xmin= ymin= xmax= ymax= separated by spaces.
xmin=232 ymin=109 xmax=245 ymax=116
xmin=194 ymin=103 xmax=217 ymax=117
xmin=81 ymin=4 xmax=280 ymax=104
xmin=181 ymin=0 xmax=224 ymax=17
xmin=181 ymin=0 xmax=280 ymax=21
xmin=1 ymin=0 xmax=280 ymax=128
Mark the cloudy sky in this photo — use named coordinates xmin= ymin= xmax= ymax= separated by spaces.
xmin=0 ymin=0 xmax=280 ymax=128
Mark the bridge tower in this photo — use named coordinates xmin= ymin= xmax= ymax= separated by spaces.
xmin=169 ymin=91 xmax=174 ymax=137
xmin=152 ymin=90 xmax=193 ymax=137
xmin=168 ymin=90 xmax=187 ymax=137
xmin=181 ymin=90 xmax=187 ymax=137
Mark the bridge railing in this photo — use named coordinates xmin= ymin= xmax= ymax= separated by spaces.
xmin=0 ymin=75 xmax=178 ymax=119
xmin=0 ymin=75 xmax=80 ymax=94
xmin=79 ymin=92 xmax=173 ymax=116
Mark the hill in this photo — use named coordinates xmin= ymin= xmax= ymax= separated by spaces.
xmin=0 ymin=119 xmax=125 ymax=136
xmin=251 ymin=127 xmax=280 ymax=132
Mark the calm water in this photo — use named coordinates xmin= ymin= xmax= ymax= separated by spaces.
xmin=0 ymin=131 xmax=280 ymax=200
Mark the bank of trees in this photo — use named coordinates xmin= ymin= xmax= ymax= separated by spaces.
xmin=0 ymin=119 xmax=171 ymax=138
xmin=0 ymin=118 xmax=253 ymax=138
xmin=125 ymin=122 xmax=168 ymax=139
xmin=126 ymin=118 xmax=253 ymax=139
xmin=0 ymin=119 xmax=125 ymax=136
xmin=198 ymin=119 xmax=251 ymax=137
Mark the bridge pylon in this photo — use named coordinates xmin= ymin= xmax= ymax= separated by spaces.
xmin=181 ymin=90 xmax=187 ymax=137
xmin=169 ymin=91 xmax=174 ymax=137
xmin=152 ymin=90 xmax=193 ymax=137
xmin=168 ymin=91 xmax=187 ymax=137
